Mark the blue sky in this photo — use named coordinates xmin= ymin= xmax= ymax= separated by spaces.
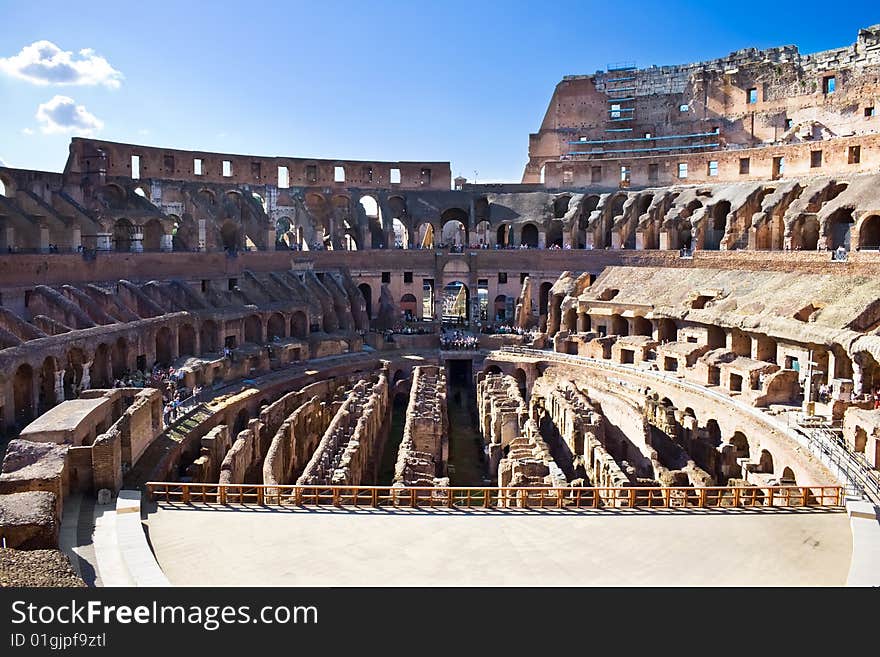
xmin=0 ymin=0 xmax=877 ymax=182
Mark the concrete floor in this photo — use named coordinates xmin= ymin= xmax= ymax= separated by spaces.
xmin=145 ymin=504 xmax=853 ymax=586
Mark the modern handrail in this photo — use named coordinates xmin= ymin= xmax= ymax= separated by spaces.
xmin=145 ymin=481 xmax=843 ymax=510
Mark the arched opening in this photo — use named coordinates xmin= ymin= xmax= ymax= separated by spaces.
xmin=220 ymin=221 xmax=239 ymax=251
xmin=13 ymin=364 xmax=35 ymax=426
xmin=494 ymin=294 xmax=508 ymax=322
xmin=92 ymin=343 xmax=111 ymax=388
xmin=759 ymin=449 xmax=774 ymax=474
xmin=400 ymin=293 xmax=418 ymax=321
xmin=577 ymin=196 xmax=601 ymax=248
xmin=342 ymin=233 xmax=359 ymax=251
xmin=440 ymin=209 xmax=468 ymax=247
xmin=546 ymin=221 xmax=564 ymax=248
xmin=730 ymin=330 xmax=752 ymax=357
xmin=392 ymin=218 xmax=409 ymax=249
xmin=244 ymin=315 xmax=263 ymax=344
xmin=858 ymin=215 xmax=880 ymax=250
xmin=657 ymin=318 xmax=677 ymax=343
xmin=39 ymin=357 xmax=57 ymax=413
xmin=521 ymin=223 xmax=539 ymax=248
xmin=172 ymin=215 xmax=198 ymax=251
xmin=178 ymin=324 xmax=196 ymax=357
xmin=514 ymin=368 xmax=528 ymax=399
xmin=631 ymin=316 xmax=652 ymax=336
xmin=554 ymin=195 xmax=571 ymax=219
xmin=705 ymin=419 xmax=722 ymax=447
xmin=677 ymin=224 xmax=692 ymax=250
xmin=704 ymin=201 xmax=729 ymax=250
xmin=64 ymin=349 xmax=85 ymax=398
xmin=290 ymin=311 xmax=308 ymax=339
xmin=730 ymin=431 xmax=750 ymax=459
xmin=474 ymin=220 xmax=491 ymax=247
xmin=0 ymin=177 xmax=7 ymax=196
xmin=358 ymin=284 xmax=373 ymax=320
xmin=416 ymin=222 xmax=434 ymax=249
xmin=781 ymin=466 xmax=796 ymax=484
xmin=267 ymin=313 xmax=285 ymax=340
xmin=484 ymin=365 xmax=502 ymax=375
xmin=113 ymin=218 xmax=133 ymax=252
xmin=155 ymin=327 xmax=173 ymax=366
xmin=539 ymin=282 xmax=553 ymax=328
xmin=797 ymin=216 xmax=820 ymax=250
xmin=200 ymin=320 xmax=219 ymax=353
xmin=143 ymin=218 xmax=164 ymax=251
xmin=233 ymin=409 xmax=249 ymax=436
xmin=828 ymin=207 xmax=855 ymax=250
xmin=111 ymin=337 xmax=128 ymax=379
xmin=441 ymin=281 xmax=469 ymax=326
xmin=611 ymin=314 xmax=629 ymax=336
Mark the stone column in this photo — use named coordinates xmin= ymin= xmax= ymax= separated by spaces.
xmin=266 ymin=226 xmax=275 ymax=251
xmin=659 ymin=230 xmax=671 ymax=250
xmin=160 ymin=233 xmax=173 ymax=252
xmin=81 ymin=361 xmax=92 ymax=391
xmin=852 ymin=357 xmax=864 ymax=396
xmin=54 ymin=370 xmax=65 ymax=403
xmin=96 ymin=233 xmax=112 ymax=251
xmin=39 ymin=225 xmax=50 ymax=253
xmin=130 ymin=227 xmax=144 ymax=252
xmin=577 ymin=312 xmax=589 ymax=333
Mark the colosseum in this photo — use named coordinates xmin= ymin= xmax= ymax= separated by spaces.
xmin=2 ymin=24 xmax=880 ymax=588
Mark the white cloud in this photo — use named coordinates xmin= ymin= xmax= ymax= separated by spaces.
xmin=35 ymin=95 xmax=104 ymax=136
xmin=21 ymin=127 xmax=34 ymax=136
xmin=0 ymin=40 xmax=123 ymax=88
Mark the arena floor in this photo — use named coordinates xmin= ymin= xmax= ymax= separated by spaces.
xmin=145 ymin=504 xmax=852 ymax=586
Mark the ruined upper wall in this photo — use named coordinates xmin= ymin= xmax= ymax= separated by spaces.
xmin=524 ymin=25 xmax=880 ymax=184
xmin=65 ymin=138 xmax=452 ymax=190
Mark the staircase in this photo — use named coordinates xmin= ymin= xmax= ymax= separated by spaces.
xmin=123 ymin=403 xmax=212 ymax=490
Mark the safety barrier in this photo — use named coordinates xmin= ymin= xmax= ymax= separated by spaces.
xmin=146 ymin=482 xmax=844 ymax=510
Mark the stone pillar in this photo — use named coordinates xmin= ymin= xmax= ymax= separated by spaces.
xmin=54 ymin=370 xmax=65 ymax=403
xmin=39 ymin=225 xmax=50 ymax=253
xmin=71 ymin=227 xmax=82 ymax=252
xmin=659 ymin=230 xmax=671 ymax=250
xmin=266 ymin=227 xmax=275 ymax=251
xmin=96 ymin=233 xmax=112 ymax=251
xmin=538 ymin=230 xmax=546 ymax=249
xmin=577 ymin=312 xmax=589 ymax=333
xmin=160 ymin=233 xmax=173 ymax=252
xmin=584 ymin=232 xmax=595 ymax=250
xmin=3 ymin=225 xmax=14 ymax=252
xmin=130 ymin=227 xmax=144 ymax=252
xmin=853 ymin=358 xmax=864 ymax=396
xmin=635 ymin=231 xmax=645 ymax=250
xmin=198 ymin=219 xmax=207 ymax=252
xmin=81 ymin=361 xmax=92 ymax=391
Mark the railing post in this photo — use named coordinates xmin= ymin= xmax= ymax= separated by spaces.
xmin=557 ymin=489 xmax=564 ymax=509
xmin=732 ymin=486 xmax=741 ymax=507
xmin=371 ymin=488 xmax=379 ymax=507
xmin=410 ymin=488 xmax=416 ymax=508
xmin=182 ymin=485 xmax=190 ymax=504
xmin=447 ymin=488 xmax=454 ymax=508
xmin=628 ymin=488 xmax=636 ymax=508
xmin=219 ymin=485 xmax=227 ymax=505
xmin=837 ymin=487 xmax=843 ymax=507
xmin=295 ymin=487 xmax=302 ymax=507
xmin=257 ymin=486 xmax=264 ymax=506
xmin=699 ymin=488 xmax=707 ymax=508
xmin=483 ymin=488 xmax=491 ymax=508
xmin=768 ymin=488 xmax=775 ymax=507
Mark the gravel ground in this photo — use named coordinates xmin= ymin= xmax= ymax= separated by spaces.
xmin=0 ymin=548 xmax=86 ymax=587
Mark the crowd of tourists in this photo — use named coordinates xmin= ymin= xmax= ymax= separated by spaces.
xmin=440 ymin=330 xmax=479 ymax=350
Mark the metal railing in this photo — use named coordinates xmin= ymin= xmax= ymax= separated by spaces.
xmin=496 ymin=346 xmax=879 ymax=503
xmin=146 ymin=482 xmax=843 ymax=510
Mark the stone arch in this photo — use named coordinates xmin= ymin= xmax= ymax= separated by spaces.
xmin=267 ymin=313 xmax=286 ymax=340
xmin=704 ymin=201 xmax=729 ymax=250
xmin=759 ymin=449 xmax=774 ymax=474
xmin=233 ymin=409 xmax=249 ymax=436
xmin=496 ymin=224 xmax=510 ymax=248
xmin=92 ymin=343 xmax=111 ymax=388
xmin=200 ymin=320 xmax=219 ymax=353
xmin=38 ymin=356 xmax=57 ymax=413
xmin=474 ymin=220 xmax=491 ymax=247
xmin=172 ymin=215 xmax=198 ymax=251
xmin=546 ymin=221 xmax=564 ymax=248
xmin=780 ymin=466 xmax=796 ymax=484
xmin=155 ymin=327 xmax=173 ymax=366
xmin=577 ymin=195 xmax=601 ymax=248
xmin=358 ymin=284 xmax=373 ymax=319
xmin=391 ymin=218 xmax=409 ymax=249
xmin=440 ymin=208 xmax=468 ymax=247
xmin=111 ymin=337 xmax=128 ymax=379
xmin=794 ymin=215 xmax=820 ymax=250
xmin=220 ymin=220 xmax=240 ymax=251
xmin=0 ymin=172 xmax=13 ymax=197
xmin=484 ymin=364 xmax=502 ymax=375
xmin=554 ymin=195 xmax=572 ymax=219
xmin=513 ymin=368 xmax=528 ymax=398
xmin=113 ymin=218 xmax=133 ymax=252
xmin=521 ymin=223 xmax=539 ymax=247
xmin=493 ymin=294 xmax=508 ymax=321
xmin=441 ymin=281 xmax=469 ymax=325
xmin=179 ymin=324 xmax=196 ymax=357
xmin=13 ymin=363 xmax=35 ymax=426
xmin=657 ymin=318 xmax=677 ymax=343
xmin=290 ymin=311 xmax=308 ymax=339
xmin=826 ymin=207 xmax=855 ymax=250
xmin=857 ymin=214 xmax=880 ymax=250
xmin=143 ymin=218 xmax=164 ymax=251
xmin=705 ymin=419 xmax=722 ymax=447
xmin=244 ymin=315 xmax=263 ymax=344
